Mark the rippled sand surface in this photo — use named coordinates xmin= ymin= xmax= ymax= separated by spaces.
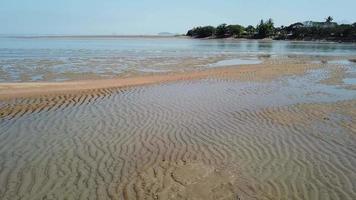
xmin=0 ymin=61 xmax=356 ymax=200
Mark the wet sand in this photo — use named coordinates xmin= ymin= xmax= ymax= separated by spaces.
xmin=0 ymin=58 xmax=356 ymax=200
xmin=0 ymin=59 xmax=323 ymax=100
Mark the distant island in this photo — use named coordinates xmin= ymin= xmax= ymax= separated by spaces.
xmin=157 ymin=32 xmax=176 ymax=36
xmin=186 ymin=17 xmax=356 ymax=42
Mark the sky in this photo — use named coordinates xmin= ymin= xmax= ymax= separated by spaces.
xmin=0 ymin=0 xmax=355 ymax=35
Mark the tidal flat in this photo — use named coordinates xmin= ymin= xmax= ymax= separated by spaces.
xmin=0 ymin=37 xmax=356 ymax=200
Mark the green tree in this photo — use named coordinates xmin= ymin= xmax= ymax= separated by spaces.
xmin=256 ymin=18 xmax=275 ymax=38
xmin=325 ymin=16 xmax=333 ymax=24
xmin=244 ymin=25 xmax=256 ymax=38
xmin=227 ymin=24 xmax=244 ymax=37
xmin=215 ymin=24 xmax=228 ymax=38
xmin=186 ymin=26 xmax=215 ymax=38
xmin=187 ymin=18 xmax=356 ymax=42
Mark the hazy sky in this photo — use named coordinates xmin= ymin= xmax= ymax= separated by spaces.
xmin=1 ymin=0 xmax=355 ymax=35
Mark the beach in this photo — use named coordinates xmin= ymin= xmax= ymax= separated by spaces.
xmin=1 ymin=0 xmax=356 ymax=197
xmin=0 ymin=37 xmax=356 ymax=199
xmin=1 ymin=53 xmax=356 ymax=199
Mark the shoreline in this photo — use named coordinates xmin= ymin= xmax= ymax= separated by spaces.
xmin=0 ymin=62 xmax=323 ymax=100
xmin=0 ymin=66 xmax=239 ymax=100
xmin=189 ymin=36 xmax=356 ymax=43
xmin=2 ymin=35 xmax=189 ymax=39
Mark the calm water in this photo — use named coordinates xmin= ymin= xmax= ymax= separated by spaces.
xmin=1 ymin=36 xmax=356 ymax=82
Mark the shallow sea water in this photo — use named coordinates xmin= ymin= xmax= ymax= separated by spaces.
xmin=1 ymin=37 xmax=356 ymax=82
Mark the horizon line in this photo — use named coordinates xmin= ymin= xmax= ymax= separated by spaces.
xmin=0 ymin=34 xmax=186 ymax=38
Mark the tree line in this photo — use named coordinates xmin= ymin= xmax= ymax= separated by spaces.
xmin=186 ymin=17 xmax=356 ymax=42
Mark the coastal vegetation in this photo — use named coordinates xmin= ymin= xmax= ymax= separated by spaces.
xmin=186 ymin=17 xmax=356 ymax=42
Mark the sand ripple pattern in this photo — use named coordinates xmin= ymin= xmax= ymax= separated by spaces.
xmin=0 ymin=78 xmax=356 ymax=200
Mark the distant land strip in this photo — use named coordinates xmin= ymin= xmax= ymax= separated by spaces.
xmin=186 ymin=17 xmax=356 ymax=42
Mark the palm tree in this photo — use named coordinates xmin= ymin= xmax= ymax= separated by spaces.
xmin=325 ymin=16 xmax=333 ymax=24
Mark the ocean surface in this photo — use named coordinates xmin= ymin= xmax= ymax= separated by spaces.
xmin=1 ymin=36 xmax=356 ymax=82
